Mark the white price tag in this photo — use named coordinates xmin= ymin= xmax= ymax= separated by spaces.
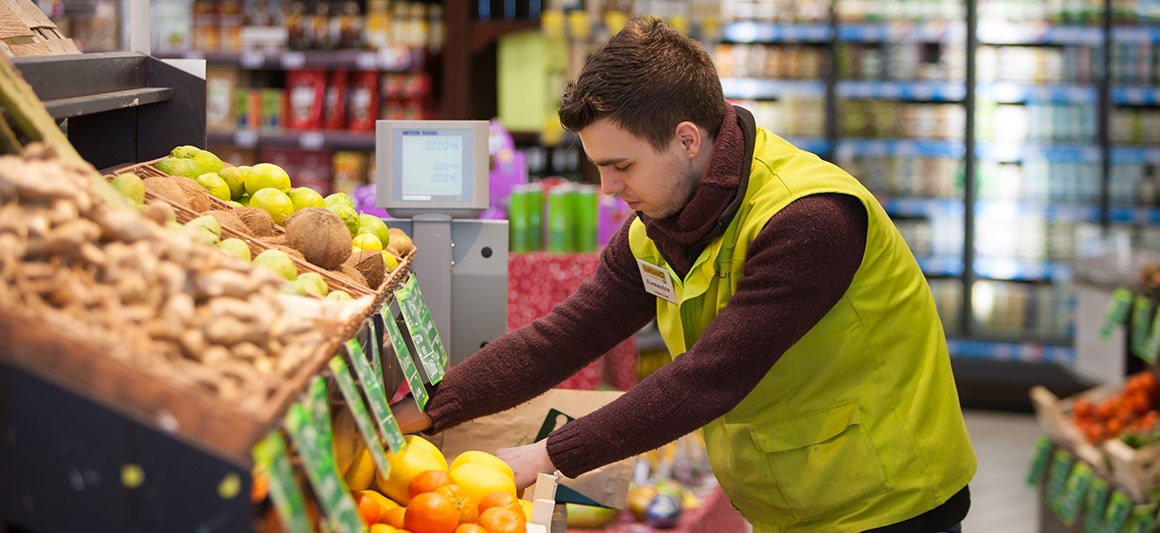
xmin=355 ymin=51 xmax=378 ymax=71
xmin=234 ymin=130 xmax=259 ymax=147
xmin=299 ymin=132 xmax=325 ymax=150
xmin=281 ymin=52 xmax=305 ymax=69
xmin=239 ymin=51 xmax=265 ymax=69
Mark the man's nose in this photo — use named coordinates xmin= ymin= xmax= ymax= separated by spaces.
xmin=600 ymin=171 xmax=622 ymax=195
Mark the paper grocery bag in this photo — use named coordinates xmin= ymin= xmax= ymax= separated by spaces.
xmin=438 ymin=388 xmax=633 ymax=509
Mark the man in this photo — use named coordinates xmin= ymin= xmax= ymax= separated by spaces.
xmin=392 ymin=17 xmax=976 ymax=532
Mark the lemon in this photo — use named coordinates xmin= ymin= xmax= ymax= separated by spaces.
xmin=195 ymin=172 xmax=232 ymax=201
xmin=450 ymin=450 xmax=515 ymax=481
xmin=344 ymin=448 xmax=377 ymax=491
xmin=218 ymin=166 xmax=248 ymax=200
xmin=375 ymin=435 xmax=448 ymax=505
xmin=245 ymin=162 xmax=292 ymax=195
xmin=353 ymin=233 xmax=383 ymax=252
xmin=191 ymin=150 xmax=225 ymax=176
xmin=382 ymin=250 xmax=399 ymax=271
xmin=288 ymin=186 xmax=326 ymax=212
xmin=249 ymin=188 xmax=295 ymax=225
xmin=404 ymin=435 xmax=448 ymax=470
xmin=359 ymin=213 xmax=391 ymax=246
xmin=449 ymin=462 xmax=517 ymax=503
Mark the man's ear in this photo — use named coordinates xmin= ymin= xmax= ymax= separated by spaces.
xmin=675 ymin=121 xmax=701 ymax=157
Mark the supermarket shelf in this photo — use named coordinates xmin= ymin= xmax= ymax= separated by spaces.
xmin=916 ymin=255 xmax=965 ymax=277
xmin=836 ymin=22 xmax=964 ymax=42
xmin=1107 ymin=205 xmax=1160 ymax=224
xmin=837 ymin=80 xmax=966 ymax=101
xmin=207 ymin=129 xmax=376 ymax=151
xmin=784 ymin=137 xmax=832 ymax=154
xmin=722 ymin=22 xmax=832 ymax=43
xmin=975 ymin=142 xmax=1101 ymax=162
xmin=973 ymin=257 xmax=1071 ymax=282
xmin=976 ymin=22 xmax=1103 ymax=45
xmin=974 ymin=199 xmax=1099 ymax=221
xmin=1112 ymin=26 xmax=1160 ymax=43
xmin=836 ymin=138 xmax=965 ymax=158
xmin=977 ymin=82 xmax=1098 ymax=104
xmin=1110 ymin=145 xmax=1160 ymax=164
xmin=1111 ymin=86 xmax=1160 ymax=105
xmin=720 ymin=78 xmax=826 ymax=99
xmin=880 ymin=196 xmax=963 ymax=217
xmin=156 ymin=48 xmax=419 ymax=71
xmin=948 ymin=338 xmax=1075 ymax=364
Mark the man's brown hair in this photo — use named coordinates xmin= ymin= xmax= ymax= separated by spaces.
xmin=558 ymin=17 xmax=726 ymax=152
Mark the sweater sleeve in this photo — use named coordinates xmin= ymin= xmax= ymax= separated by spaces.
xmin=423 ymin=218 xmax=657 ymax=433
xmin=545 ymin=193 xmax=870 ymax=477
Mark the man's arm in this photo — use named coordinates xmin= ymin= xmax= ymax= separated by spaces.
xmin=544 ymin=193 xmax=870 ymax=477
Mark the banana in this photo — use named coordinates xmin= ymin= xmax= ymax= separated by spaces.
xmin=344 ymin=447 xmax=377 ymax=491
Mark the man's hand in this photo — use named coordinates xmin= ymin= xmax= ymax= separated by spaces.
xmin=495 ymin=439 xmax=558 ymax=492
xmin=389 ymin=397 xmax=432 ymax=435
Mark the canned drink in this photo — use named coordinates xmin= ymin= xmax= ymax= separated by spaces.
xmin=547 ymin=183 xmax=576 ymax=253
xmin=527 ymin=182 xmax=543 ymax=251
xmin=508 ymin=184 xmax=532 ymax=252
xmin=574 ymin=184 xmax=599 ymax=252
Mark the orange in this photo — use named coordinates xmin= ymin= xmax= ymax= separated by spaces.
xmin=449 ymin=463 xmax=516 ymax=504
xmin=357 ymin=490 xmax=401 ymax=524
xmin=410 ymin=469 xmax=454 ymax=498
xmin=454 ymin=525 xmax=488 ymax=533
xmin=476 ymin=491 xmax=522 ymax=517
xmin=404 ymin=491 xmax=460 ymax=533
xmin=383 ymin=506 xmax=408 ymax=529
xmin=435 ymin=484 xmax=479 ymax=525
xmin=476 ymin=506 xmax=526 ymax=533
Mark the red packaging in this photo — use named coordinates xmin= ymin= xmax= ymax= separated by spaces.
xmin=258 ymin=147 xmax=334 ymax=194
xmin=322 ymin=69 xmax=348 ymax=130
xmin=346 ymin=70 xmax=379 ymax=131
xmin=285 ymin=69 xmax=327 ymax=129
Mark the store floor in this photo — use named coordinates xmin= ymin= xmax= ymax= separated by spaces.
xmin=962 ymin=408 xmax=1042 ymax=532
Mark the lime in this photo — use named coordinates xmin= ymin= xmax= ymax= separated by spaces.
xmin=382 ymin=250 xmax=398 ymax=271
xmin=324 ymin=192 xmax=355 ymax=211
xmin=110 ymin=172 xmax=145 ymax=205
xmin=249 ymin=188 xmax=295 ymax=225
xmin=155 ymin=157 xmax=201 ymax=179
xmin=217 ymin=166 xmax=248 ymax=200
xmin=279 ymin=279 xmax=309 ymax=296
xmin=170 ymin=145 xmax=200 ymax=159
xmin=328 ymin=203 xmax=360 ymax=237
xmin=253 ymin=249 xmax=298 ymax=280
xmin=327 ymin=290 xmax=353 ymax=301
xmin=217 ymin=238 xmax=252 ymax=261
xmin=195 ymin=173 xmax=232 ymax=201
xmin=246 ymin=162 xmax=292 ymax=194
xmin=352 ymin=233 xmax=383 ymax=252
xmin=191 ymin=149 xmax=225 ymax=176
xmin=358 ymin=213 xmax=391 ymax=247
xmin=288 ymin=186 xmax=327 ymax=212
xmin=185 ymin=214 xmax=222 ymax=238
xmin=297 ymin=272 xmax=329 ymax=296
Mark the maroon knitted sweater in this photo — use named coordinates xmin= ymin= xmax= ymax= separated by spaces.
xmin=424 ymin=105 xmax=868 ymax=478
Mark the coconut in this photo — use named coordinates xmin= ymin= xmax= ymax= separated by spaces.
xmin=235 ymin=207 xmax=277 ymax=237
xmin=205 ymin=210 xmax=247 ymax=234
xmin=336 ymin=264 xmax=369 ymax=288
xmin=143 ymin=177 xmax=192 ymax=211
xmin=344 ymin=249 xmax=384 ymax=289
xmin=284 ymin=207 xmax=352 ymax=269
xmin=166 ymin=176 xmax=212 ymax=212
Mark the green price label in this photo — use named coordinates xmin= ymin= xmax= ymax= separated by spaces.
xmin=1127 ymin=510 xmax=1156 ymax=533
xmin=1082 ymin=477 xmax=1110 ymax=533
xmin=1100 ymin=288 xmax=1134 ymax=341
xmin=382 ymin=300 xmax=428 ymax=410
xmin=307 ymin=376 xmax=333 ymax=453
xmin=1057 ymin=461 xmax=1094 ymax=526
xmin=328 ymin=355 xmax=391 ymax=479
xmin=1027 ymin=436 xmax=1053 ymax=487
xmin=369 ymin=315 xmax=383 ymax=385
xmin=345 ymin=339 xmax=406 ymax=453
xmin=1046 ymin=449 xmax=1074 ymax=511
xmin=1131 ymin=296 xmax=1155 ymax=361
xmin=253 ymin=432 xmax=311 ymax=533
xmin=284 ymin=402 xmax=364 ymax=532
xmin=1103 ymin=490 xmax=1134 ymax=533
xmin=394 ymin=274 xmax=447 ymax=384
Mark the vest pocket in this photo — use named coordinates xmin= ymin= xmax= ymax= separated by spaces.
xmin=747 ymin=401 xmax=892 ymax=520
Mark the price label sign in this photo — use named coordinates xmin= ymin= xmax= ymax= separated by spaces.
xmin=369 ymin=316 xmax=383 ymax=382
xmin=328 ymin=355 xmax=391 ymax=477
xmin=252 ymin=433 xmax=311 ymax=533
xmin=1142 ymin=304 xmax=1160 ymax=362
xmin=1026 ymin=435 xmax=1053 ymax=486
xmin=283 ymin=401 xmax=363 ymax=532
xmin=1100 ymin=288 xmax=1134 ymax=341
xmin=1103 ymin=490 xmax=1133 ymax=532
xmin=344 ymin=339 xmax=406 ymax=453
xmin=1056 ymin=460 xmax=1093 ymax=526
xmin=394 ymin=273 xmax=448 ymax=384
xmin=1131 ymin=295 xmax=1156 ymax=361
xmin=1083 ymin=477 xmax=1109 ymax=533
xmin=382 ymin=301 xmax=428 ymax=410
xmin=1045 ymin=449 xmax=1074 ymax=510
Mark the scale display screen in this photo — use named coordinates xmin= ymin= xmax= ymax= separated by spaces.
xmin=376 ymin=120 xmax=489 ymax=218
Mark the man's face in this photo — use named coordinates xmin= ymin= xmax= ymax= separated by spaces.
xmin=579 ymin=118 xmax=700 ymax=220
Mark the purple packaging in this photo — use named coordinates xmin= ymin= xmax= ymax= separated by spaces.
xmin=352 ymin=183 xmax=390 ymax=218
xmin=598 ymin=192 xmax=633 ymax=247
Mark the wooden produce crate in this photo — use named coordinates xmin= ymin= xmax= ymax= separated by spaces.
xmin=0 ymin=0 xmax=80 ymax=57
xmin=1104 ymin=433 xmax=1160 ymax=502
xmin=1030 ymin=384 xmax=1117 ymax=476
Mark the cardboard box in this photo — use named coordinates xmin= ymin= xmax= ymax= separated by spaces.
xmin=437 ymin=388 xmax=633 ymax=509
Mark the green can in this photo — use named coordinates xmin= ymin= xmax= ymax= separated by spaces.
xmin=528 ymin=182 xmax=543 ymax=251
xmin=547 ymin=183 xmax=576 ymax=253
xmin=508 ymin=182 xmax=544 ymax=252
xmin=574 ymin=184 xmax=599 ymax=252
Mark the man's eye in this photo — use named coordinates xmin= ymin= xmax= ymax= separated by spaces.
xmin=614 ymin=164 xmax=630 ymax=172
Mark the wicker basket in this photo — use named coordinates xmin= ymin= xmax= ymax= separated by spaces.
xmin=0 ymin=0 xmax=80 ymax=57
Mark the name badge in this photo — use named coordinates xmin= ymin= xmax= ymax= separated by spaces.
xmin=636 ymin=259 xmax=677 ymax=303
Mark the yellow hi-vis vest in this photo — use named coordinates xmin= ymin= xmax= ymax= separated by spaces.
xmin=628 ymin=129 xmax=976 ymax=532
